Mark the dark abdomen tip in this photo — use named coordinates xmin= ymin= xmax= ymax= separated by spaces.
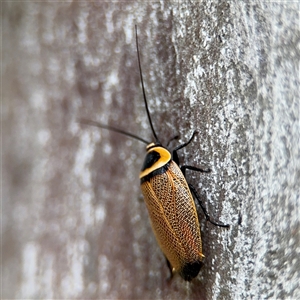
xmin=180 ymin=261 xmax=203 ymax=281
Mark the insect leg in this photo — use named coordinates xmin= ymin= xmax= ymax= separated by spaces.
xmin=166 ymin=134 xmax=179 ymax=148
xmin=181 ymin=165 xmax=211 ymax=177
xmin=188 ymin=183 xmax=230 ymax=228
xmin=165 ymin=256 xmax=174 ymax=281
xmin=172 ymin=131 xmax=198 ymax=164
xmin=173 ymin=131 xmax=198 ymax=152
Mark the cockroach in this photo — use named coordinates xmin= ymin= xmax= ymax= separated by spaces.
xmin=80 ymin=26 xmax=229 ymax=281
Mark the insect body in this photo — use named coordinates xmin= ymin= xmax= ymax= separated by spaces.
xmin=80 ymin=26 xmax=229 ymax=281
xmin=140 ymin=143 xmax=205 ymax=280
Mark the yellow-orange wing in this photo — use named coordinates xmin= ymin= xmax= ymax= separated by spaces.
xmin=140 ymin=160 xmax=204 ymax=278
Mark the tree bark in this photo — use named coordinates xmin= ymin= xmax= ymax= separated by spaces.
xmin=2 ymin=2 xmax=299 ymax=299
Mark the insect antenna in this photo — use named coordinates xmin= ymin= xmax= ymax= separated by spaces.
xmin=135 ymin=25 xmax=161 ymax=145
xmin=79 ymin=118 xmax=150 ymax=145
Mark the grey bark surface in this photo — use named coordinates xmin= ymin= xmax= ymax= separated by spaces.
xmin=2 ymin=2 xmax=299 ymax=299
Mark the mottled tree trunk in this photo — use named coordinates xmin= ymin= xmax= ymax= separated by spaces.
xmin=2 ymin=2 xmax=299 ymax=299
